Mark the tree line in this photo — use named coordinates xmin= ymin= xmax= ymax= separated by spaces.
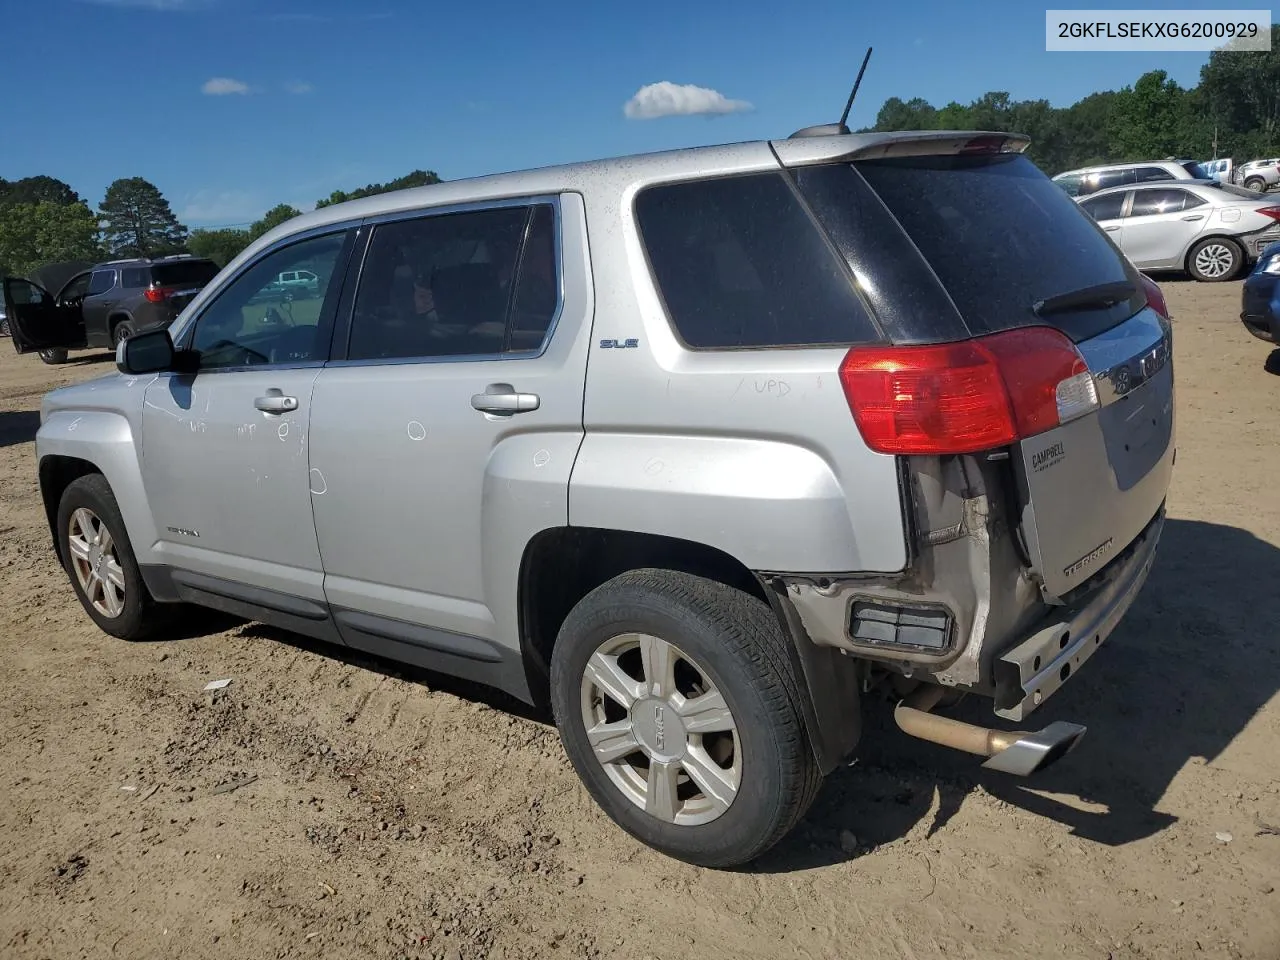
xmin=866 ymin=26 xmax=1280 ymax=174
xmin=0 ymin=169 xmax=440 ymax=279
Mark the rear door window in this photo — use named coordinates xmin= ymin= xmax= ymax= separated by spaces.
xmin=87 ymin=270 xmax=115 ymax=295
xmin=634 ymin=172 xmax=877 ymax=349
xmin=822 ymin=153 xmax=1143 ymax=343
xmin=1129 ymin=188 xmax=1195 ymax=217
xmin=1080 ymin=192 xmax=1126 ymax=221
xmin=1134 ymin=166 xmax=1176 ymax=183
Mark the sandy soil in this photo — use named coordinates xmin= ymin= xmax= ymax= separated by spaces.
xmin=1 ymin=280 xmax=1278 ymax=960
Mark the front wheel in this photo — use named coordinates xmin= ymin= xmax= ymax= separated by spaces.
xmin=38 ymin=347 xmax=68 ymax=364
xmin=1188 ymin=237 xmax=1244 ymax=282
xmin=57 ymin=474 xmax=164 ymax=640
xmin=550 ymin=569 xmax=822 ymax=868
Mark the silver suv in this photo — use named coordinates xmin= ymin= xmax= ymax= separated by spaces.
xmin=17 ymin=128 xmax=1175 ymax=868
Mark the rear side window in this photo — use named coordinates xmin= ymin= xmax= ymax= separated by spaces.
xmin=1080 ymin=192 xmax=1126 ymax=221
xmin=844 ymin=153 xmax=1141 ymax=342
xmin=122 ymin=267 xmax=147 ymax=288
xmin=634 ymin=172 xmax=877 ymax=349
xmin=1134 ymin=166 xmax=1176 ymax=183
xmin=87 ymin=270 xmax=115 ymax=295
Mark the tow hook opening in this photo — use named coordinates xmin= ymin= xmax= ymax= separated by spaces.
xmin=893 ymin=685 xmax=1087 ymax=777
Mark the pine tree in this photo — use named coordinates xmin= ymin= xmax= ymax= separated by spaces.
xmin=99 ymin=177 xmax=189 ymax=258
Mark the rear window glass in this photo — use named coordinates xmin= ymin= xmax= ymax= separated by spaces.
xmin=847 ymin=153 xmax=1141 ymax=342
xmin=634 ymin=172 xmax=877 ymax=349
xmin=151 ymin=260 xmax=221 ymax=287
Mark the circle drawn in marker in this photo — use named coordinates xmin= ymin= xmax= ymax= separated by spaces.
xmin=407 ymin=420 xmax=427 ymax=441
xmin=309 ymin=468 xmax=327 ymax=495
xmin=277 ymin=422 xmax=290 ymax=441
xmin=532 ymin=449 xmax=551 ymax=468
xmin=644 ymin=458 xmax=665 ymax=476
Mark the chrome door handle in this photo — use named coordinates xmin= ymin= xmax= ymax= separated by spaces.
xmin=1104 ymin=225 xmax=1120 ymax=232
xmin=255 ymin=390 xmax=298 ymax=414
xmin=1181 ymin=214 xmax=1205 ymax=221
xmin=471 ymin=383 xmax=540 ymax=414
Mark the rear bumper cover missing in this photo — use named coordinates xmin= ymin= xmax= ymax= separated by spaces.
xmin=991 ymin=506 xmax=1164 ymax=722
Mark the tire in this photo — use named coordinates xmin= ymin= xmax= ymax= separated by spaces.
xmin=57 ymin=474 xmax=164 ymax=641
xmin=38 ymin=347 xmax=68 ymax=365
xmin=1187 ymin=237 xmax=1244 ymax=282
xmin=0 ymin=316 xmax=9 ymax=337
xmin=1245 ymin=177 xmax=1267 ymax=192
xmin=549 ymin=569 xmax=822 ymax=869
xmin=112 ymin=320 xmax=135 ymax=347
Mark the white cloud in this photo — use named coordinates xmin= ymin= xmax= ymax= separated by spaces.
xmin=623 ymin=82 xmax=752 ymax=120
xmin=202 ymin=77 xmax=250 ymax=96
xmin=285 ymin=81 xmax=314 ymax=95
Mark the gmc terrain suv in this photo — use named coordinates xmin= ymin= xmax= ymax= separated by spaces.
xmin=7 ymin=128 xmax=1175 ymax=868
xmin=4 ymin=254 xmax=221 ymax=364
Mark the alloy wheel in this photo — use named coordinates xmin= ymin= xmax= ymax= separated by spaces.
xmin=579 ymin=632 xmax=740 ymax=826
xmin=67 ymin=507 xmax=126 ymax=618
xmin=1194 ymin=243 xmax=1235 ymax=279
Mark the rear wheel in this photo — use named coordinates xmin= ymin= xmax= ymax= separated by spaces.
xmin=112 ymin=320 xmax=135 ymax=347
xmin=1245 ymin=177 xmax=1267 ymax=192
xmin=550 ymin=569 xmax=822 ymax=868
xmin=57 ymin=474 xmax=164 ymax=640
xmin=0 ymin=316 xmax=9 ymax=337
xmin=1188 ymin=237 xmax=1243 ymax=282
xmin=38 ymin=347 xmax=68 ymax=364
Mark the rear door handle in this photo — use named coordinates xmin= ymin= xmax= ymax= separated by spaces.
xmin=1104 ymin=225 xmax=1120 ymax=232
xmin=1181 ymin=214 xmax=1205 ymax=221
xmin=255 ymin=389 xmax=298 ymax=414
xmin=471 ymin=383 xmax=539 ymax=414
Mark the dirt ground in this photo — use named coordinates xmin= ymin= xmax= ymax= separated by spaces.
xmin=1 ymin=280 xmax=1278 ymax=960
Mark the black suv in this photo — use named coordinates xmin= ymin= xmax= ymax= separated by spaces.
xmin=2 ymin=255 xmax=222 ymax=364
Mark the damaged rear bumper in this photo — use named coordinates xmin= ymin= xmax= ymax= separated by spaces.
xmin=990 ymin=506 xmax=1164 ymax=721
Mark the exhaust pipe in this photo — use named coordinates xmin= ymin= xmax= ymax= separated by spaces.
xmin=894 ymin=686 xmax=1087 ymax=777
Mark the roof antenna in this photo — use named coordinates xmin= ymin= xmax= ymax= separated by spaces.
xmin=789 ymin=46 xmax=873 ymax=139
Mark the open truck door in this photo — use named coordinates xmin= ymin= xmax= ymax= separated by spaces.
xmin=3 ymin=276 xmax=89 ymax=357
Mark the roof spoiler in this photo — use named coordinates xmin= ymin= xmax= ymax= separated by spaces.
xmin=772 ymin=130 xmax=1032 ymax=166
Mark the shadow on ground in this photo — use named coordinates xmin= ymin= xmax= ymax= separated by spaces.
xmin=1265 ymin=349 xmax=1280 ymax=376
xmin=148 ymin=517 xmax=1279 ymax=874
xmin=0 ymin=410 xmax=40 ymax=448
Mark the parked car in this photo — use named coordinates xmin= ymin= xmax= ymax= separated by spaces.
xmin=17 ymin=127 xmax=1175 ymax=868
xmin=3 ymin=254 xmax=222 ymax=364
xmin=1240 ymin=239 xmax=1280 ymax=343
xmin=1052 ymin=159 xmax=1200 ymax=197
xmin=1076 ymin=179 xmax=1280 ymax=281
xmin=1232 ymin=158 xmax=1280 ymax=191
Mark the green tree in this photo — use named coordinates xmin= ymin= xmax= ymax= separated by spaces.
xmin=0 ymin=175 xmax=82 ymax=208
xmin=248 ymin=203 xmax=303 ymax=241
xmin=0 ymin=201 xmax=101 ymax=277
xmin=315 ymin=169 xmax=442 ymax=208
xmin=188 ymin=227 xmax=251 ymax=267
xmin=99 ymin=177 xmax=188 ymax=258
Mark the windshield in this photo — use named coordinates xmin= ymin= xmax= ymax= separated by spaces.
xmin=152 ymin=261 xmax=221 ymax=287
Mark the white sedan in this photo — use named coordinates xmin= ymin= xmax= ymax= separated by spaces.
xmin=1076 ymin=179 xmax=1280 ymax=282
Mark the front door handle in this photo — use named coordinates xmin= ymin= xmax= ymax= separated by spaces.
xmin=1104 ymin=225 xmax=1121 ymax=232
xmin=255 ymin=389 xmax=298 ymax=414
xmin=1181 ymin=214 xmax=1205 ymax=221
xmin=471 ymin=383 xmax=540 ymax=414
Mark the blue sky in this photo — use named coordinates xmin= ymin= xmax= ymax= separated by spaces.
xmin=1 ymin=0 xmax=1222 ymax=228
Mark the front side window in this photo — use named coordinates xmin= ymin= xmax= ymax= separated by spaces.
xmin=87 ymin=270 xmax=115 ymax=295
xmin=347 ymin=203 xmax=559 ymax=361
xmin=188 ymin=231 xmax=350 ymax=369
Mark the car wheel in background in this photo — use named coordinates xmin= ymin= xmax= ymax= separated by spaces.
xmin=38 ymin=348 xmax=68 ymax=364
xmin=1188 ymin=237 xmax=1243 ymax=282
xmin=0 ymin=316 xmax=9 ymax=337
xmin=1245 ymin=177 xmax=1267 ymax=192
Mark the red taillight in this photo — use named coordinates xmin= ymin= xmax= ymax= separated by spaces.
xmin=1138 ymin=272 xmax=1169 ymax=320
xmin=144 ymin=286 xmax=177 ymax=303
xmin=1257 ymin=206 xmax=1280 ymax=222
xmin=839 ymin=327 xmax=1097 ymax=455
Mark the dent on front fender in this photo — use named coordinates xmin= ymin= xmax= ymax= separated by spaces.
xmin=37 ymin=406 xmax=158 ymax=564
xmin=568 ymin=433 xmax=900 ymax=572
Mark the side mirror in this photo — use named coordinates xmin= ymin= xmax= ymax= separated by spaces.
xmin=116 ymin=328 xmax=176 ymax=375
